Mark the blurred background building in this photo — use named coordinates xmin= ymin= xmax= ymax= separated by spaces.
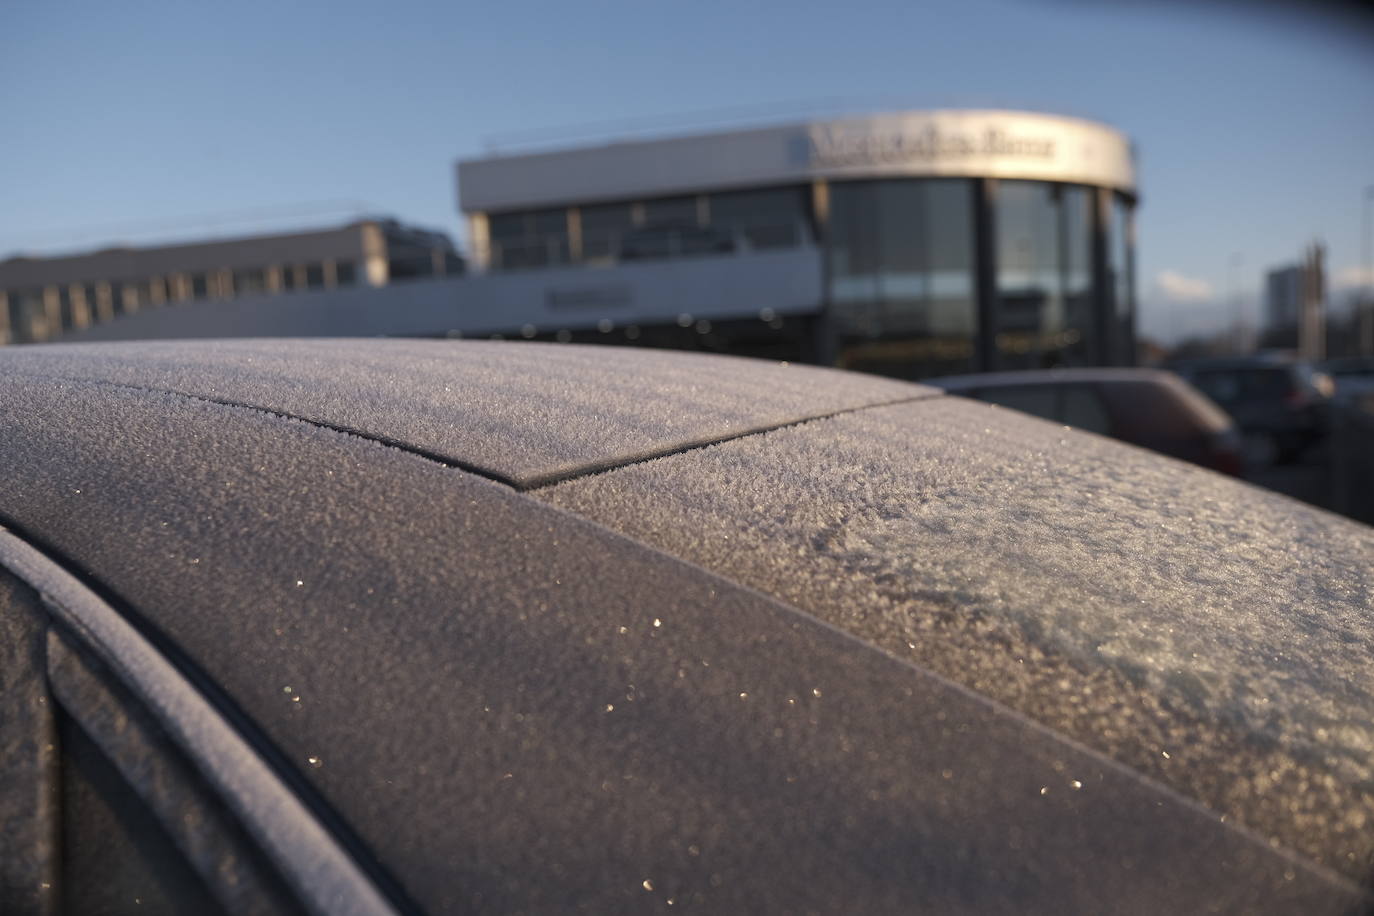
xmin=0 ymin=220 xmax=462 ymax=345
xmin=8 ymin=109 xmax=1136 ymax=380
xmin=1261 ymin=244 xmax=1326 ymax=358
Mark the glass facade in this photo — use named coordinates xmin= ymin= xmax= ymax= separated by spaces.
xmin=828 ymin=179 xmax=978 ymax=377
xmin=486 ymin=186 xmax=811 ymax=271
xmin=828 ymin=177 xmax=1135 ymax=377
xmin=1109 ymin=193 xmax=1135 ymax=366
xmin=992 ymin=181 xmax=1093 ymax=370
xmin=477 ymin=175 xmax=1134 ymax=377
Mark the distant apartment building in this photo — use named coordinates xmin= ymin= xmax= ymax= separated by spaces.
xmin=1266 ymin=265 xmax=1306 ymax=331
xmin=0 ymin=219 xmax=462 ymax=344
xmin=1263 ymin=248 xmax=1325 ymax=357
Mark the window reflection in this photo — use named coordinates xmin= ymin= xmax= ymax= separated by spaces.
xmin=489 ymin=209 xmax=570 ymax=270
xmin=828 ymin=179 xmax=977 ymax=378
xmin=996 ymin=182 xmax=1064 ymax=369
xmin=579 ymin=203 xmax=634 ymax=263
xmin=1062 ymin=187 xmax=1093 ymax=366
xmin=1110 ymin=194 xmax=1135 ymax=364
xmin=708 ymin=187 xmax=808 ymax=250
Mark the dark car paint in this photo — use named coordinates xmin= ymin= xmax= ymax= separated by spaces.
xmin=2 ymin=341 xmax=1371 ymax=915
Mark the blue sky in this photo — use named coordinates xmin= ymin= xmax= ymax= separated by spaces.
xmin=3 ymin=0 xmax=1372 ymax=342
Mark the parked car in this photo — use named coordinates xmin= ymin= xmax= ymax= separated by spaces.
xmin=1 ymin=340 xmax=1371 ymax=915
xmin=923 ymin=367 xmax=1245 ymax=476
xmin=1319 ymin=355 xmax=1374 ymax=410
xmin=1171 ymin=354 xmax=1333 ymax=464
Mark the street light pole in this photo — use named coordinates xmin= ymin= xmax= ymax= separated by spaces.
xmin=1228 ymin=252 xmax=1245 ymax=354
xmin=1363 ymin=186 xmax=1374 ymax=356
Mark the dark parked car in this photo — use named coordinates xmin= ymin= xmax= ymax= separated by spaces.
xmin=1172 ymin=355 xmax=1333 ymax=464
xmin=1319 ymin=355 xmax=1374 ymax=410
xmin=1 ymin=340 xmax=1371 ymax=915
xmin=924 ymin=368 xmax=1245 ymax=476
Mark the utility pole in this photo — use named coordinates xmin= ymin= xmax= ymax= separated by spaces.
xmin=1299 ymin=241 xmax=1326 ymax=361
xmin=1362 ymin=186 xmax=1374 ymax=356
xmin=1227 ymin=252 xmax=1245 ymax=354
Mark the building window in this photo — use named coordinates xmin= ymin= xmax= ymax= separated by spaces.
xmin=828 ymin=179 xmax=977 ymax=378
xmin=578 ymin=203 xmax=634 ymax=263
xmin=995 ymin=181 xmax=1063 ymax=368
xmin=1062 ymin=186 xmax=1093 ymax=367
xmin=233 ymin=268 xmax=267 ymax=298
xmin=335 ymin=260 xmax=357 ymax=287
xmin=58 ymin=286 xmax=75 ymax=330
xmin=7 ymin=288 xmax=45 ymax=343
xmin=641 ymin=196 xmax=698 ymax=228
xmin=708 ymin=186 xmax=809 ymax=250
xmin=489 ymin=208 xmax=570 ymax=270
xmin=304 ymin=264 xmax=325 ymax=289
xmin=190 ymin=273 xmax=209 ymax=300
xmin=993 ymin=181 xmax=1106 ymax=370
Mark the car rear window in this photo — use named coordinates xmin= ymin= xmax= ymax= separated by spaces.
xmin=1190 ymin=368 xmax=1288 ymax=403
xmin=969 ymin=384 xmax=1110 ymax=435
xmin=973 ymin=385 xmax=1058 ymax=422
xmin=1059 ymin=386 xmax=1111 ymax=435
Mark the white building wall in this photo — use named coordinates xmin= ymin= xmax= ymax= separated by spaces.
xmin=458 ymin=110 xmax=1136 ymax=213
xmin=57 ymin=247 xmax=824 ymax=343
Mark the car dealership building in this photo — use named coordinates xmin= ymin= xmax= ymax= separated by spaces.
xmin=458 ymin=108 xmax=1137 ymax=377
xmin=44 ymin=109 xmax=1138 ymax=379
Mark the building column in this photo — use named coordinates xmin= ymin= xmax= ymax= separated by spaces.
xmin=467 ymin=213 xmax=490 ymax=274
xmin=70 ymin=285 xmax=92 ymax=329
xmin=95 ymin=283 xmax=115 ymax=323
xmin=42 ymin=286 xmax=62 ymax=340
xmin=362 ymin=222 xmax=389 ymax=286
xmin=973 ymin=178 xmax=999 ymax=372
xmin=568 ymin=208 xmax=583 ymax=264
xmin=1090 ymin=187 xmax=1112 ymax=366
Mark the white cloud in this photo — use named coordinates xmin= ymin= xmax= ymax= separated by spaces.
xmin=1334 ymin=266 xmax=1374 ymax=290
xmin=1155 ymin=270 xmax=1214 ymax=303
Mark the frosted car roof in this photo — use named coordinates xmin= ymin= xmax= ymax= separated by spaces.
xmin=1 ymin=339 xmax=933 ymax=487
xmin=0 ymin=365 xmax=1364 ymax=914
xmin=542 ymin=396 xmax=1374 ymax=880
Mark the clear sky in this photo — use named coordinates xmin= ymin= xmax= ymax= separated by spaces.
xmin=3 ymin=0 xmax=1372 ymax=343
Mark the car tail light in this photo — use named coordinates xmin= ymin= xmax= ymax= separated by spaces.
xmin=1283 ymin=388 xmax=1309 ymax=409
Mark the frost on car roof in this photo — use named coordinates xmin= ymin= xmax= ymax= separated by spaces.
xmin=541 ymin=396 xmax=1374 ymax=878
xmin=1 ymin=339 xmax=932 ymax=487
xmin=1 ymin=373 xmax=1362 ymax=913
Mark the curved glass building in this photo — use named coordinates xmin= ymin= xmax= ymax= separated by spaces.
xmin=459 ymin=109 xmax=1137 ymax=378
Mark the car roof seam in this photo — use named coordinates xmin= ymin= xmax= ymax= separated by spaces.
xmin=5 ymin=369 xmax=941 ymax=491
xmin=519 ymin=391 xmax=944 ymax=490
xmin=7 ymin=371 xmax=525 ymax=487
